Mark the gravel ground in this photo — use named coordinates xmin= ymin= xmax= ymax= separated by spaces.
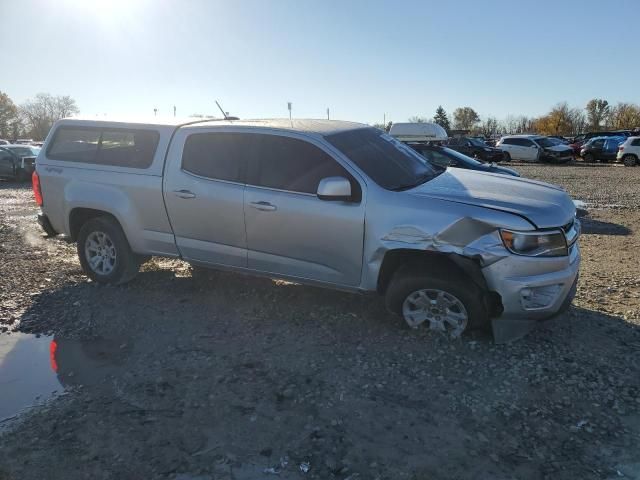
xmin=0 ymin=164 xmax=639 ymax=480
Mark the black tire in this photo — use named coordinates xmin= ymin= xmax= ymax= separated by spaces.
xmin=622 ymin=154 xmax=638 ymax=167
xmin=77 ymin=216 xmax=140 ymax=285
xmin=583 ymin=153 xmax=594 ymax=163
xmin=503 ymin=152 xmax=511 ymax=162
xmin=385 ymin=264 xmax=488 ymax=333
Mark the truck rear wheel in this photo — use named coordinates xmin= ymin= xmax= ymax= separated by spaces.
xmin=385 ymin=265 xmax=488 ymax=337
xmin=77 ymin=216 xmax=140 ymax=285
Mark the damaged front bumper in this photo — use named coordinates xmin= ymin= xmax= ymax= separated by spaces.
xmin=483 ymin=243 xmax=581 ymax=343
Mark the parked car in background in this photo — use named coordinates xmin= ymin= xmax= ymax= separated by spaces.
xmin=548 ymin=135 xmax=570 ymax=144
xmin=496 ymin=135 xmax=573 ymax=163
xmin=446 ymin=136 xmax=505 ymax=162
xmin=0 ymin=139 xmax=9 ymax=146
xmin=0 ymin=144 xmax=40 ymax=181
xmin=580 ymin=136 xmax=626 ymax=163
xmin=389 ymin=123 xmax=519 ymax=176
xmin=616 ymin=136 xmax=640 ymax=167
xmin=570 ymin=131 xmax=630 ymax=155
xmin=408 ymin=143 xmax=520 ymax=177
xmin=34 ymin=117 xmax=580 ymax=341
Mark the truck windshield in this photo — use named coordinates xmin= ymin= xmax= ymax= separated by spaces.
xmin=325 ymin=128 xmax=440 ymax=191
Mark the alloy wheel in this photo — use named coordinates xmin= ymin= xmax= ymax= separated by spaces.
xmin=402 ymin=289 xmax=469 ymax=338
xmin=84 ymin=231 xmax=117 ymax=275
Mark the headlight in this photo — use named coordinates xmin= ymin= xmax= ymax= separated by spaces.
xmin=500 ymin=229 xmax=567 ymax=257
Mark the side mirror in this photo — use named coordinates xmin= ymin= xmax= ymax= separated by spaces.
xmin=317 ymin=176 xmax=352 ymax=201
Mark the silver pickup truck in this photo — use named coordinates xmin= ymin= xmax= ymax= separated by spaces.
xmin=34 ymin=118 xmax=580 ymax=341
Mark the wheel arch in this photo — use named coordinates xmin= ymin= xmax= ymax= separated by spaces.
xmin=69 ymin=208 xmax=122 ymax=242
xmin=376 ymin=249 xmax=486 ymax=293
xmin=376 ymin=248 xmax=502 ymax=317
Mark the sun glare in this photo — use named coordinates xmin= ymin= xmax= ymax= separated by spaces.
xmin=58 ymin=0 xmax=146 ymax=26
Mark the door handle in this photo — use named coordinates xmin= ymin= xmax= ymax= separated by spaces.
xmin=173 ymin=189 xmax=196 ymax=199
xmin=249 ymin=201 xmax=277 ymax=211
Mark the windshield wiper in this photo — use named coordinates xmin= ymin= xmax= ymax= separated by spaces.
xmin=389 ymin=172 xmax=436 ymax=191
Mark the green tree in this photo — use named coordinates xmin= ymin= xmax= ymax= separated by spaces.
xmin=0 ymin=91 xmax=19 ymax=139
xmin=452 ymin=107 xmax=480 ymax=130
xmin=585 ymin=98 xmax=610 ymax=131
xmin=433 ymin=106 xmax=450 ymax=132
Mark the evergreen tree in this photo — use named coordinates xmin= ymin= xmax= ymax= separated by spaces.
xmin=433 ymin=106 xmax=450 ymax=132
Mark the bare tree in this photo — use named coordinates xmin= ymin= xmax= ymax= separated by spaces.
xmin=20 ymin=93 xmax=79 ymax=140
xmin=608 ymin=103 xmax=640 ymax=130
xmin=477 ymin=116 xmax=499 ymax=137
xmin=372 ymin=121 xmax=393 ymax=132
xmin=502 ymin=115 xmax=519 ymax=135
xmin=407 ymin=116 xmax=429 ymax=123
xmin=569 ymin=108 xmax=586 ymax=135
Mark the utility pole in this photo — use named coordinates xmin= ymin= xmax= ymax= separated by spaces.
xmin=327 ymin=108 xmax=330 ymax=120
xmin=173 ymin=105 xmax=176 ymax=117
xmin=288 ymin=102 xmax=292 ymax=121
xmin=153 ymin=108 xmax=158 ymax=117
xmin=383 ymin=113 xmax=386 ymax=126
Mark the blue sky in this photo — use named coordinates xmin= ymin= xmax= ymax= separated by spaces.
xmin=1 ymin=0 xmax=638 ymax=124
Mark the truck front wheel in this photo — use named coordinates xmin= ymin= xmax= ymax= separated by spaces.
xmin=385 ymin=265 xmax=488 ymax=337
xmin=77 ymin=216 xmax=140 ymax=285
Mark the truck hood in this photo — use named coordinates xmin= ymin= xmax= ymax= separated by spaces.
xmin=408 ymin=168 xmax=575 ymax=229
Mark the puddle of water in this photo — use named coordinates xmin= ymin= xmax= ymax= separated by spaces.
xmin=0 ymin=333 xmax=129 ymax=422
xmin=0 ymin=333 xmax=61 ymax=421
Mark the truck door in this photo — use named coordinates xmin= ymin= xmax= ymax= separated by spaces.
xmin=163 ymin=130 xmax=249 ymax=267
xmin=243 ymin=132 xmax=365 ymax=287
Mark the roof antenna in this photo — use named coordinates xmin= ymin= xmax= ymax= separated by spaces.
xmin=215 ymin=100 xmax=239 ymax=120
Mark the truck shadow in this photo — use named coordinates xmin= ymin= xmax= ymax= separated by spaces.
xmin=580 ymin=217 xmax=631 ymax=236
xmin=9 ymin=268 xmax=640 ymax=479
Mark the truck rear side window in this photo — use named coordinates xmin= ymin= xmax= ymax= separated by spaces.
xmin=48 ymin=128 xmax=100 ymax=163
xmin=47 ymin=127 xmax=159 ymax=168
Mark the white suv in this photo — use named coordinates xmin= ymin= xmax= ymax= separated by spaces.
xmin=496 ymin=135 xmax=574 ymax=163
xmin=617 ymin=136 xmax=640 ymax=167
